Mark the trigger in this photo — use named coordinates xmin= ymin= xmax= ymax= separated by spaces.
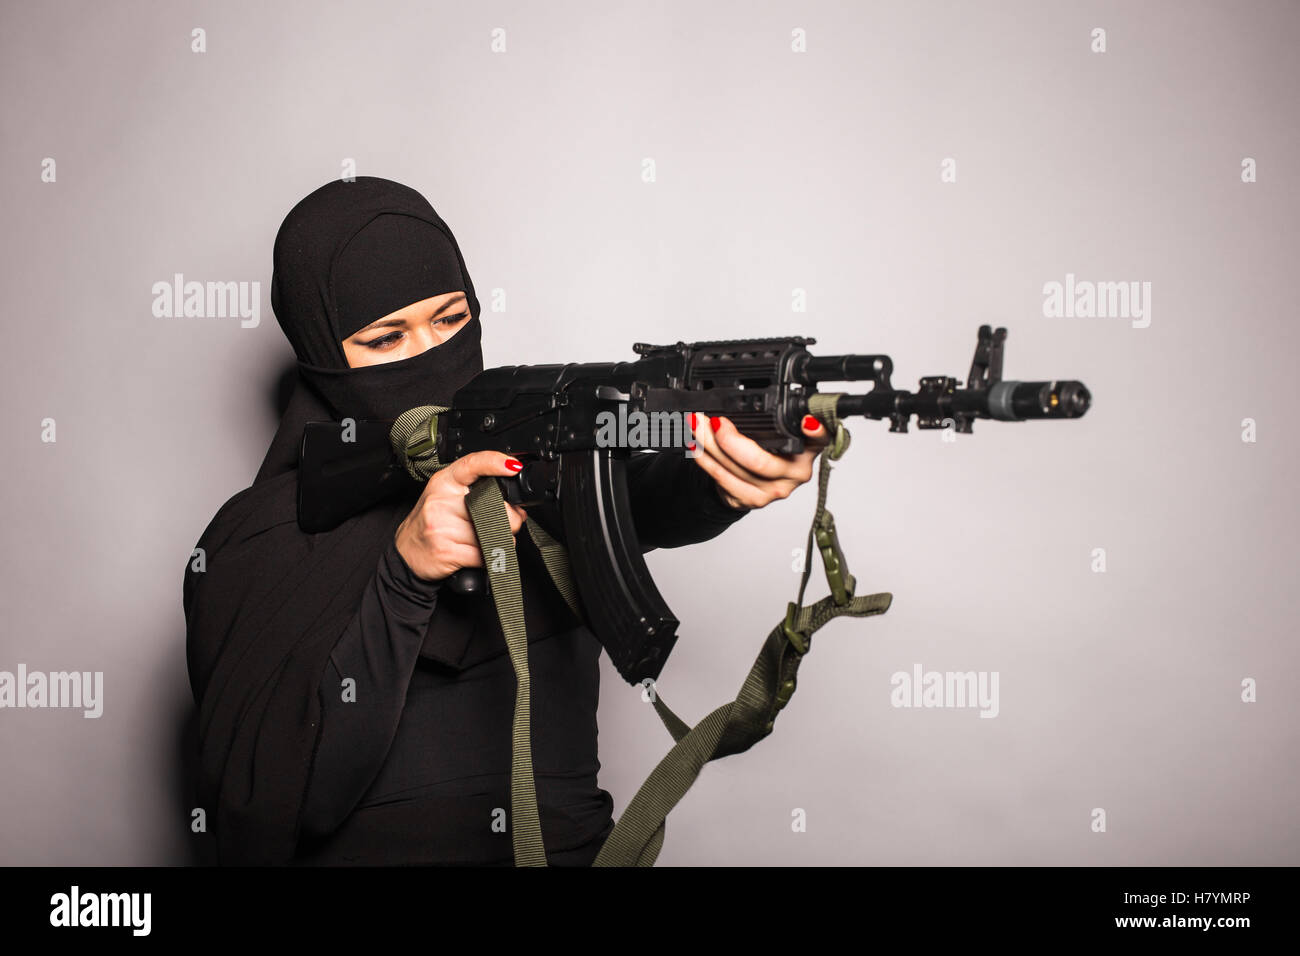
xmin=500 ymin=473 xmax=526 ymax=506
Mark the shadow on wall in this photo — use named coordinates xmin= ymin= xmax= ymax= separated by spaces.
xmin=173 ymin=360 xmax=299 ymax=866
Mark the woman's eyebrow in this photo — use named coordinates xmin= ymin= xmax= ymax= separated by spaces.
xmin=430 ymin=294 xmax=468 ymax=318
xmin=356 ymin=317 xmax=408 ymax=333
xmin=355 ymin=295 xmax=467 ymax=334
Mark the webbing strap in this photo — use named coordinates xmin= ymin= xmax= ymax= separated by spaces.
xmin=463 ymin=480 xmax=548 ymax=866
xmin=589 ymin=392 xmax=892 ymax=866
xmin=591 ymin=588 xmax=891 ymax=866
xmin=389 ymin=405 xmax=550 ymax=864
xmin=524 ymin=520 xmax=583 ymax=623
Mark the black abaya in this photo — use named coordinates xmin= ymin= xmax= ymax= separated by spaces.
xmin=182 ymin=177 xmax=748 ymax=865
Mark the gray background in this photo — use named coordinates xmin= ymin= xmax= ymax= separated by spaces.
xmin=1 ymin=0 xmax=1296 ymax=865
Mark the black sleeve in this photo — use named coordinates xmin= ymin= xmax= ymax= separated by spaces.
xmin=624 ymin=449 xmax=750 ymax=552
xmin=298 ymin=534 xmax=443 ymax=843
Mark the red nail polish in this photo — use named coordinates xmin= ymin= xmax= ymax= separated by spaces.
xmin=505 ymin=458 xmax=523 ymax=472
xmin=710 ymin=416 xmax=721 ymax=432
xmin=688 ymin=412 xmax=697 ymax=431
xmin=802 ymin=415 xmax=821 ymax=432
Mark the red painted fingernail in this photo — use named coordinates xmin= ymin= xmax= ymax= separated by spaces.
xmin=802 ymin=415 xmax=821 ymax=431
xmin=710 ymin=416 xmax=721 ymax=432
xmin=505 ymin=458 xmax=523 ymax=472
xmin=688 ymin=412 xmax=697 ymax=431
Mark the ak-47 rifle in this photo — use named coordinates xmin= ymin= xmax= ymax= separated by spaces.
xmin=298 ymin=324 xmax=1090 ymax=686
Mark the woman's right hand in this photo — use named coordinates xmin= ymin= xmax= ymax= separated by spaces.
xmin=394 ymin=452 xmax=528 ymax=582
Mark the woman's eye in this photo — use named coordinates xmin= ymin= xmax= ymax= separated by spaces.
xmin=362 ymin=331 xmax=404 ymax=349
xmin=435 ymin=311 xmax=469 ymax=327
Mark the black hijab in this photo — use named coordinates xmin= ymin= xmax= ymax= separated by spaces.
xmin=253 ymin=176 xmax=487 ymax=483
xmin=183 ymin=177 xmax=576 ymax=865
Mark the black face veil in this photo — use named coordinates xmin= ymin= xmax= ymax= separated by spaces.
xmin=184 ymin=177 xmax=503 ymax=865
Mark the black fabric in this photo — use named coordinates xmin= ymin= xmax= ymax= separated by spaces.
xmin=267 ymin=176 xmax=481 ymax=371
xmin=333 ymin=215 xmax=468 ymax=342
xmin=293 ymin=506 xmax=608 ymax=866
xmin=185 ymin=176 xmax=493 ymax=866
xmin=183 ymin=176 xmax=750 ymax=867
xmin=291 ymin=451 xmax=748 ymax=865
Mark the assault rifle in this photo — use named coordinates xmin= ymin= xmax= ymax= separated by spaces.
xmin=298 ymin=325 xmax=1090 ymax=684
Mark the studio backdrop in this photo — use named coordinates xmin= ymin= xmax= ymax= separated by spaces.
xmin=1 ymin=0 xmax=1296 ymax=865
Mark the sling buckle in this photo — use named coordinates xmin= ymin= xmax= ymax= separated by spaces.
xmin=814 ymin=510 xmax=857 ymax=606
xmin=781 ymin=601 xmax=810 ymax=655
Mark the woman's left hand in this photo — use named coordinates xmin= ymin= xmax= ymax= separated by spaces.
xmin=687 ymin=412 xmax=829 ymax=511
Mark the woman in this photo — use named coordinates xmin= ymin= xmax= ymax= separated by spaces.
xmin=184 ymin=176 xmax=825 ymax=866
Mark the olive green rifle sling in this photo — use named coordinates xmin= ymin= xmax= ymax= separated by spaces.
xmin=390 ymin=392 xmax=893 ymax=867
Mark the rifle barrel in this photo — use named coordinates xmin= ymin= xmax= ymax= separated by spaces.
xmin=835 ymin=379 xmax=1091 ymax=422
